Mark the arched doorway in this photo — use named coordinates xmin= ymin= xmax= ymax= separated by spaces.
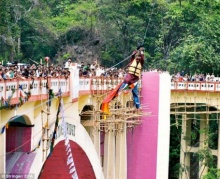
xmin=6 ymin=115 xmax=33 ymax=153
xmin=80 ymin=105 xmax=94 ymax=139
xmin=6 ymin=115 xmax=35 ymax=174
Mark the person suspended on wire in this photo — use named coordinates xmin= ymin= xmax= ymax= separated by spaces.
xmin=101 ymin=45 xmax=145 ymax=113
xmin=118 ymin=45 xmax=145 ymax=109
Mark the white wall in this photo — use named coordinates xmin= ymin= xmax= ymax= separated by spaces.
xmin=156 ymin=73 xmax=171 ymax=179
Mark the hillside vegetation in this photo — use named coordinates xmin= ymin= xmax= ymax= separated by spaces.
xmin=0 ymin=0 xmax=220 ymax=74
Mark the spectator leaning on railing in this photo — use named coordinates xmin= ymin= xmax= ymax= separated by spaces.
xmin=171 ymin=72 xmax=218 ymax=82
xmin=0 ymin=59 xmax=71 ymax=81
xmin=3 ymin=58 xmax=218 ymax=83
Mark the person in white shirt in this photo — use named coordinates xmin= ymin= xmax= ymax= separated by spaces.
xmin=90 ymin=61 xmax=97 ymax=70
xmin=118 ymin=68 xmax=124 ymax=78
xmin=210 ymin=73 xmax=215 ymax=82
xmin=206 ymin=73 xmax=210 ymax=82
xmin=65 ymin=58 xmax=72 ymax=68
xmin=96 ymin=65 xmax=105 ymax=77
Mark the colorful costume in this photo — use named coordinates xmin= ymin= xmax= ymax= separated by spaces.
xmin=101 ymin=46 xmax=145 ymax=113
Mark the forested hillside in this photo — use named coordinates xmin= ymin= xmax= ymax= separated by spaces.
xmin=0 ymin=0 xmax=219 ymax=74
xmin=1 ymin=0 xmax=220 ymax=178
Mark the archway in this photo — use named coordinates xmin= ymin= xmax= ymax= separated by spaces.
xmin=6 ymin=115 xmax=33 ymax=153
xmin=39 ymin=140 xmax=96 ymax=179
xmin=6 ymin=115 xmax=35 ymax=174
xmin=80 ymin=105 xmax=94 ymax=139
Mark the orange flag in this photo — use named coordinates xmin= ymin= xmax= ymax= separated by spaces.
xmin=101 ymin=82 xmax=123 ymax=114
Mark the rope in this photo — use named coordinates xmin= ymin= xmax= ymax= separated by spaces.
xmin=48 ymin=96 xmax=61 ymax=156
xmin=110 ymin=54 xmax=132 ymax=69
xmin=110 ymin=2 xmax=155 ymax=71
xmin=142 ymin=2 xmax=155 ymax=46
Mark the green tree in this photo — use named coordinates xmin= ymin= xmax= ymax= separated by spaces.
xmin=0 ymin=0 xmax=38 ymax=62
xmin=156 ymin=0 xmax=220 ymax=74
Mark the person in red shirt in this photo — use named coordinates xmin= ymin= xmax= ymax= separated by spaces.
xmin=101 ymin=45 xmax=145 ymax=113
xmin=119 ymin=45 xmax=145 ymax=109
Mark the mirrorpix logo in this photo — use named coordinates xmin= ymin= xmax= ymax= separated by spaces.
xmin=1 ymin=174 xmax=35 ymax=179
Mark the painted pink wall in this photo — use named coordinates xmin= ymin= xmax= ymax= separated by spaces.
xmin=6 ymin=126 xmax=35 ymax=175
xmin=127 ymin=72 xmax=159 ymax=179
xmin=6 ymin=127 xmax=31 ymax=152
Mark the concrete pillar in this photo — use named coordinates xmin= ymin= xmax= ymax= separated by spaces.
xmin=93 ymin=99 xmax=101 ymax=161
xmin=104 ymin=124 xmax=116 ymax=179
xmin=199 ymin=115 xmax=208 ymax=177
xmin=115 ymin=123 xmax=127 ymax=179
xmin=179 ymin=115 xmax=191 ymax=179
xmin=93 ymin=126 xmax=100 ymax=161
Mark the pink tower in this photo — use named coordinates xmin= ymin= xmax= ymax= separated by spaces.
xmin=127 ymin=72 xmax=171 ymax=179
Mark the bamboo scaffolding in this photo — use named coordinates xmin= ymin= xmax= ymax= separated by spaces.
xmin=171 ymin=90 xmax=220 ymax=123
xmin=81 ymin=107 xmax=149 ymax=129
xmin=78 ymin=91 xmax=150 ymax=133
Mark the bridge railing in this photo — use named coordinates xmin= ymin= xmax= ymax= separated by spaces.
xmin=0 ymin=77 xmax=70 ymax=104
xmin=4 ymin=77 xmax=220 ymax=105
xmin=79 ymin=77 xmax=123 ymax=95
xmin=171 ymin=81 xmax=220 ymax=92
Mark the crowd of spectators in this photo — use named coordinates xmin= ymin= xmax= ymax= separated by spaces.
xmin=1 ymin=58 xmax=219 ymax=82
xmin=77 ymin=61 xmax=126 ymax=78
xmin=0 ymin=58 xmax=128 ymax=81
xmin=171 ymin=71 xmax=219 ymax=82
xmin=0 ymin=58 xmax=127 ymax=81
xmin=0 ymin=60 xmax=70 ymax=80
